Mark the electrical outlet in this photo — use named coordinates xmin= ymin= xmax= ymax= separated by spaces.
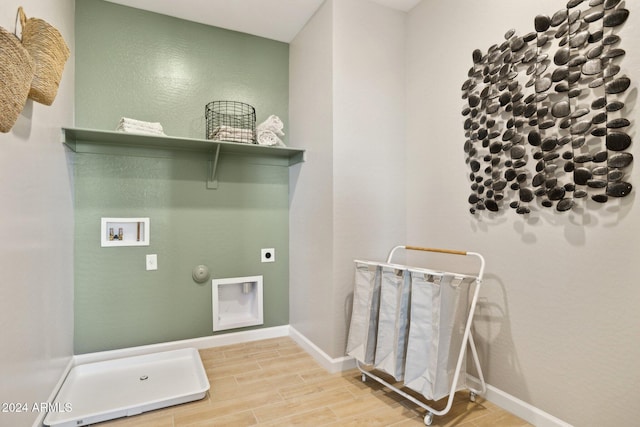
xmin=146 ymin=254 xmax=158 ymax=271
xmin=261 ymin=248 xmax=275 ymax=263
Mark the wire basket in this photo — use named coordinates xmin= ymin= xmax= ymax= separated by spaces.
xmin=205 ymin=101 xmax=256 ymax=144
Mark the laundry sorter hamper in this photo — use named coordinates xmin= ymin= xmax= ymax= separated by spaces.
xmin=346 ymin=245 xmax=487 ymax=426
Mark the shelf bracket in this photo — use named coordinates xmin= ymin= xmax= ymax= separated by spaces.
xmin=207 ymin=144 xmax=221 ymax=190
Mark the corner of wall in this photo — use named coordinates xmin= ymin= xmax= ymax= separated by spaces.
xmin=0 ymin=1 xmax=75 ymax=426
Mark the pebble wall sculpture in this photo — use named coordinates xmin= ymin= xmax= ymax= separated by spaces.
xmin=462 ymin=0 xmax=632 ymax=214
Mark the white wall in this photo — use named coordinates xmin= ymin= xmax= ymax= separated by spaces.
xmin=0 ymin=1 xmax=75 ymax=426
xmin=407 ymin=1 xmax=640 ymax=425
xmin=332 ymin=0 xmax=406 ymax=357
xmin=290 ymin=0 xmax=406 ymax=358
xmin=289 ymin=0 xmax=335 ymax=354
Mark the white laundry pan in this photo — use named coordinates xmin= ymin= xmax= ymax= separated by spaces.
xmin=44 ymin=348 xmax=210 ymax=427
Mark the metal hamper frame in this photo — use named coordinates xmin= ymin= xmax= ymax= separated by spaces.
xmin=354 ymin=245 xmax=487 ymax=426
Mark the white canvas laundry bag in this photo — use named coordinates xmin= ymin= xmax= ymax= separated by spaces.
xmin=373 ymin=264 xmax=411 ymax=380
xmin=346 ymin=261 xmax=382 ymax=364
xmin=431 ymin=275 xmax=471 ymax=400
xmin=404 ymin=271 xmax=471 ymax=400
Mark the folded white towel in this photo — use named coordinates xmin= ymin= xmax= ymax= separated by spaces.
xmin=257 ymin=129 xmax=285 ymax=147
xmin=118 ymin=117 xmax=164 ymax=132
xmin=116 ymin=124 xmax=166 ymax=136
xmin=116 ymin=117 xmax=166 ymax=136
xmin=257 ymin=115 xmax=284 ymax=136
xmin=209 ymin=125 xmax=254 ymax=143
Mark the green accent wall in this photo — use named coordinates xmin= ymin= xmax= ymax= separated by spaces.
xmin=75 ymin=0 xmax=289 ymax=139
xmin=74 ymin=0 xmax=291 ymax=354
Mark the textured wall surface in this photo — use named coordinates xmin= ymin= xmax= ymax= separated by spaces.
xmin=76 ymin=0 xmax=289 ymax=140
xmin=74 ymin=0 xmax=291 ymax=353
xmin=289 ymin=0 xmax=335 ymax=354
xmin=331 ymin=0 xmax=407 ymax=357
xmin=73 ymin=153 xmax=290 ymax=353
xmin=289 ymin=0 xmax=406 ymax=358
xmin=0 ymin=0 xmax=75 ymax=425
xmin=406 ymin=1 xmax=640 ymax=425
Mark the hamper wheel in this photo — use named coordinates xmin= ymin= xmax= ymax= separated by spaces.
xmin=424 ymin=413 xmax=434 ymax=425
xmin=470 ymin=392 xmax=477 ymax=402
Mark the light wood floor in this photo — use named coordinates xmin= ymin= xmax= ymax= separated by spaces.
xmin=98 ymin=337 xmax=532 ymax=427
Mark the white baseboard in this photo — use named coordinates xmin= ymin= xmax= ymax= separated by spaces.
xmin=285 ymin=329 xmax=570 ymax=426
xmin=467 ymin=376 xmax=573 ymax=427
xmin=282 ymin=334 xmax=572 ymax=427
xmin=74 ymin=325 xmax=290 ymax=365
xmin=288 ymin=326 xmax=356 ymax=373
xmin=44 ymin=326 xmax=570 ymax=427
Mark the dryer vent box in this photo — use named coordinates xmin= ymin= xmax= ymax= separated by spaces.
xmin=212 ymin=275 xmax=263 ymax=332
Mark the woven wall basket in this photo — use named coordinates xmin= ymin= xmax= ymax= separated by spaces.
xmin=18 ymin=7 xmax=70 ymax=106
xmin=0 ymin=25 xmax=34 ymax=133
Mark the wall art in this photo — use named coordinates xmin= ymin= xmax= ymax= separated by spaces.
xmin=462 ymin=0 xmax=632 ymax=214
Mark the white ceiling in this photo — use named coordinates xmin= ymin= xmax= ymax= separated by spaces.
xmin=104 ymin=0 xmax=421 ymax=43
